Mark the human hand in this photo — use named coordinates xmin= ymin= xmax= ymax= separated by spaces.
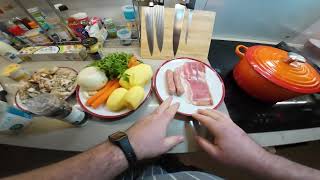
xmin=192 ymin=109 xmax=268 ymax=169
xmin=126 ymin=97 xmax=184 ymax=160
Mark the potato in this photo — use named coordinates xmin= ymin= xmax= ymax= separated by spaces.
xmin=119 ymin=76 xmax=131 ymax=89
xmin=124 ymin=86 xmax=145 ymax=110
xmin=121 ymin=64 xmax=153 ymax=88
xmin=138 ymin=64 xmax=153 ymax=80
xmin=106 ymin=88 xmax=128 ymax=111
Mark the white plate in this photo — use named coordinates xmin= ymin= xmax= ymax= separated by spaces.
xmin=154 ymin=58 xmax=225 ymax=116
xmin=77 ymin=80 xmax=152 ymax=119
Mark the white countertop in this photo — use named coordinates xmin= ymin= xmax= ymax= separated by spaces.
xmin=0 ymin=47 xmax=319 ymax=153
xmin=0 ymin=49 xmax=227 ymax=153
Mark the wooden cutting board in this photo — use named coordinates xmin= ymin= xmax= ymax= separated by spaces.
xmin=140 ymin=7 xmax=216 ymax=60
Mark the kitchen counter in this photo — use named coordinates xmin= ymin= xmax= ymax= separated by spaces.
xmin=0 ymin=42 xmax=319 ymax=153
xmin=0 ymin=47 xmax=228 ymax=153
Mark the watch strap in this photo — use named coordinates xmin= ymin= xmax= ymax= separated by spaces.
xmin=117 ymin=137 xmax=137 ymax=166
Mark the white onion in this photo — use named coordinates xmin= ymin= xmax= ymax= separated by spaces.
xmin=77 ymin=67 xmax=108 ymax=91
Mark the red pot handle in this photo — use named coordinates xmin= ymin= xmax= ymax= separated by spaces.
xmin=235 ymin=45 xmax=248 ymax=59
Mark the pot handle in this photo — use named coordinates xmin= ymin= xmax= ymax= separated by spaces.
xmin=235 ymin=45 xmax=248 ymax=59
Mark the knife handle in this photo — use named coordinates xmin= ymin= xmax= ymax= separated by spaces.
xmin=186 ymin=0 xmax=196 ymax=9
xmin=155 ymin=0 xmax=164 ymax=5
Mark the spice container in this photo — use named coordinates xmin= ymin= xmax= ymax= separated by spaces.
xmin=71 ymin=12 xmax=89 ymax=26
xmin=126 ymin=21 xmax=138 ymax=39
xmin=117 ymin=28 xmax=132 ymax=46
xmin=27 ymin=7 xmax=50 ymax=30
xmin=25 ymin=93 xmax=88 ymax=127
xmin=122 ymin=5 xmax=136 ymax=22
xmin=103 ymin=18 xmax=117 ymax=38
xmin=82 ymin=37 xmax=103 ymax=60
xmin=2 ymin=64 xmax=30 ymax=81
xmin=24 ymin=28 xmax=51 ymax=44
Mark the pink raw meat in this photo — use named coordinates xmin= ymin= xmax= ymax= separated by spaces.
xmin=181 ymin=62 xmax=213 ymax=106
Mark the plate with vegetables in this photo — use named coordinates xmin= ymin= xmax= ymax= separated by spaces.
xmin=76 ymin=53 xmax=153 ymax=119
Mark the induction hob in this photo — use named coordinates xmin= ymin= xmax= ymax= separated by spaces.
xmin=208 ymin=40 xmax=320 ymax=133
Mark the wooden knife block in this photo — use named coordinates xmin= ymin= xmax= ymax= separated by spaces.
xmin=140 ymin=7 xmax=216 ymax=60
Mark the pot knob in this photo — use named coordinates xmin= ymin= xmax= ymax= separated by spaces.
xmin=285 ymin=52 xmax=306 ymax=64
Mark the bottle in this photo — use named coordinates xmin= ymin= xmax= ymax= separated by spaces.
xmin=0 ymin=41 xmax=23 ymax=63
xmin=25 ymin=93 xmax=88 ymax=126
xmin=0 ymin=101 xmax=32 ymax=133
xmin=103 ymin=18 xmax=117 ymax=38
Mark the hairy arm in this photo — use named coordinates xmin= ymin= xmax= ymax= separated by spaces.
xmin=193 ymin=109 xmax=320 ymax=180
xmin=252 ymin=151 xmax=320 ymax=180
xmin=3 ymin=97 xmax=183 ymax=180
xmin=4 ymin=142 xmax=128 ymax=180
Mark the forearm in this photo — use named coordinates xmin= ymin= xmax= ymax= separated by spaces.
xmin=4 ymin=142 xmax=128 ymax=180
xmin=246 ymin=151 xmax=320 ymax=180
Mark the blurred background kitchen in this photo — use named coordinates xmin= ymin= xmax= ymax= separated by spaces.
xmin=0 ymin=0 xmax=319 ymax=47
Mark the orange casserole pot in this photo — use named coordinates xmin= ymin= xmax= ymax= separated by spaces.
xmin=233 ymin=45 xmax=320 ymax=102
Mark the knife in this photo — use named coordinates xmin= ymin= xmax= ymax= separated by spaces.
xmin=185 ymin=0 xmax=196 ymax=44
xmin=173 ymin=3 xmax=185 ymax=57
xmin=154 ymin=0 xmax=164 ymax=52
xmin=145 ymin=2 xmax=154 ymax=56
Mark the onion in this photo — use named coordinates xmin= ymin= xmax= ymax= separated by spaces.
xmin=77 ymin=67 xmax=108 ymax=91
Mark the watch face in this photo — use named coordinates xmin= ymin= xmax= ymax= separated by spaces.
xmin=110 ymin=131 xmax=127 ymax=141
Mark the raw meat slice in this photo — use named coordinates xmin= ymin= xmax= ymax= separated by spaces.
xmin=165 ymin=69 xmax=176 ymax=95
xmin=173 ymin=67 xmax=184 ymax=96
xmin=181 ymin=62 xmax=213 ymax=106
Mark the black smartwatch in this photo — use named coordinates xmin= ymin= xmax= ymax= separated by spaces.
xmin=108 ymin=131 xmax=137 ymax=166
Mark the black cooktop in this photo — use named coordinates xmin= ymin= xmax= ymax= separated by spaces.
xmin=208 ymin=40 xmax=320 ymax=133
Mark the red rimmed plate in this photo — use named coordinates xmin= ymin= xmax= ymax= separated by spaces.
xmin=76 ymin=79 xmax=152 ymax=119
xmin=15 ymin=67 xmax=78 ymax=112
xmin=153 ymin=57 xmax=225 ymax=116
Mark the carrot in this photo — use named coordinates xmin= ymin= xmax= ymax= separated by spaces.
xmin=128 ymin=56 xmax=140 ymax=68
xmin=86 ymin=80 xmax=117 ymax=106
xmin=91 ymin=81 xmax=120 ymax=109
xmin=131 ymin=60 xmax=140 ymax=67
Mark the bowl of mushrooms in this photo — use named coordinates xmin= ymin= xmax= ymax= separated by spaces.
xmin=15 ymin=67 xmax=78 ymax=112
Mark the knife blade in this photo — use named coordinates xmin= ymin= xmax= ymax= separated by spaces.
xmin=145 ymin=2 xmax=154 ymax=56
xmin=154 ymin=3 xmax=164 ymax=52
xmin=173 ymin=3 xmax=185 ymax=57
xmin=185 ymin=0 xmax=196 ymax=44
xmin=185 ymin=9 xmax=193 ymax=44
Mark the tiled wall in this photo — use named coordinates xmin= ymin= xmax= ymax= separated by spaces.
xmin=1 ymin=0 xmax=320 ymax=45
